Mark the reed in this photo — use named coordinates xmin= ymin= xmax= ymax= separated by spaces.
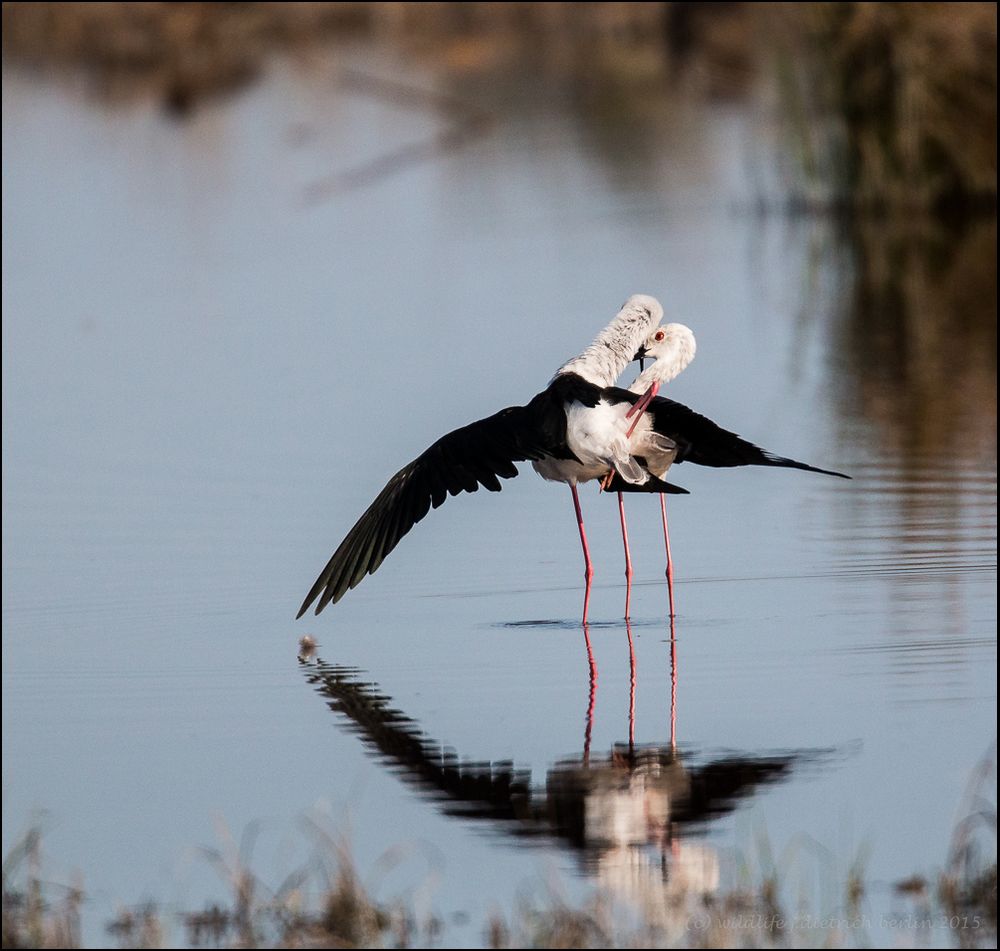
xmin=3 ymin=794 xmax=995 ymax=949
xmin=764 ymin=3 xmax=996 ymax=214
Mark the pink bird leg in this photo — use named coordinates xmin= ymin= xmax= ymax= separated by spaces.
xmin=660 ymin=493 xmax=676 ymax=618
xmin=571 ymin=484 xmax=594 ymax=624
xmin=625 ymin=380 xmax=661 ymax=427
xmin=618 ymin=491 xmax=634 ymax=619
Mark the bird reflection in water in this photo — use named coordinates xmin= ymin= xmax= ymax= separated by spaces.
xmin=584 ymin=616 xmax=670 ymax=765
xmin=301 ymin=620 xmax=815 ymax=927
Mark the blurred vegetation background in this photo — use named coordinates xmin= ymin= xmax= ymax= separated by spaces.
xmin=3 ymin=2 xmax=996 ymax=215
xmin=2 ymin=6 xmax=996 ymax=947
xmin=5 ymin=2 xmax=994 ymax=453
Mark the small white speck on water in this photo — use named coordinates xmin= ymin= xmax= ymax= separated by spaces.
xmin=297 ymin=635 xmax=317 ymax=660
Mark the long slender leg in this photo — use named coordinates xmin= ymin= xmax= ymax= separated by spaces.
xmin=617 ymin=491 xmax=633 ymax=620
xmin=660 ymin=492 xmax=676 ymax=618
xmin=624 ymin=380 xmax=661 ymax=426
xmin=570 ymin=484 xmax=594 ymax=625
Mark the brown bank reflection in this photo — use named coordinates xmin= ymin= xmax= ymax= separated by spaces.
xmin=833 ymin=217 xmax=996 ymax=466
xmin=822 ymin=217 xmax=996 ymax=671
xmin=301 ymin=622 xmax=820 ymax=918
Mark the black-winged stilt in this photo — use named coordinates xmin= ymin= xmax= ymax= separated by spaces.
xmin=604 ymin=321 xmax=697 ymax=619
xmin=298 ymin=295 xmax=674 ymax=620
xmin=297 ymin=297 xmax=848 ymax=621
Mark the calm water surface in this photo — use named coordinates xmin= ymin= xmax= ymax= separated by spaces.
xmin=3 ymin=45 xmax=996 ymax=947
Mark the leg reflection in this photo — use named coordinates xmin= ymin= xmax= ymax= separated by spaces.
xmin=582 ymin=622 xmax=597 ymax=766
xmin=626 ymin=618 xmax=636 ymax=750
xmin=669 ymin=611 xmax=678 ymax=751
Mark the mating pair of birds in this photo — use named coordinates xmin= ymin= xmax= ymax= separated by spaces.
xmin=297 ymin=295 xmax=847 ymax=621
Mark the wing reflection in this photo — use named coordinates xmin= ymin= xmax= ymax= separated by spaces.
xmin=301 ymin=622 xmax=811 ymax=879
xmin=302 ymin=661 xmax=536 ymax=826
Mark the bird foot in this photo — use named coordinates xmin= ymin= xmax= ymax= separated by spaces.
xmin=624 ymin=381 xmax=660 ymax=428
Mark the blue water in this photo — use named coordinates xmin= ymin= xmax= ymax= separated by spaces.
xmin=3 ymin=45 xmax=996 ymax=947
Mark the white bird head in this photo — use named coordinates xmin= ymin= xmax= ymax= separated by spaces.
xmin=555 ymin=294 xmax=664 ymax=387
xmin=632 ymin=323 xmax=696 ymax=390
xmin=622 ymin=294 xmax=664 ymax=324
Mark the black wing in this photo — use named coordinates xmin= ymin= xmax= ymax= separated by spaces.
xmin=304 ymin=660 xmax=533 ymax=823
xmin=604 ymin=388 xmax=850 ymax=478
xmin=298 ymin=400 xmax=560 ymax=617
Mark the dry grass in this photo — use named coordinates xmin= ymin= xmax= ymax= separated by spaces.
xmin=1 ymin=827 xmax=82 ymax=950
xmin=3 ymin=787 xmax=995 ymax=949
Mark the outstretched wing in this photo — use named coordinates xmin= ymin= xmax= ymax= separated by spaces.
xmin=298 ymin=401 xmax=558 ymax=617
xmin=604 ymin=388 xmax=850 ymax=478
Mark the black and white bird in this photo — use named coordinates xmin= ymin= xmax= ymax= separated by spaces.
xmin=529 ymin=296 xmax=688 ymax=622
xmin=604 ymin=322 xmax=698 ymax=619
xmin=297 ymin=297 xmax=848 ymax=621
xmin=597 ymin=360 xmax=850 ymax=617
xmin=297 ymin=295 xmax=672 ymax=620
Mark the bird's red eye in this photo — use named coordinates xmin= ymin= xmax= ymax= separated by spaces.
xmin=655 ymin=330 xmax=665 ymax=341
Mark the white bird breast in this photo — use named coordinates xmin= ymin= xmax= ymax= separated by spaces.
xmin=563 ymin=400 xmax=648 ymax=485
xmin=531 ymin=400 xmax=632 ymax=485
xmin=564 ymin=400 xmax=628 ymax=464
xmin=531 ymin=400 xmax=678 ymax=486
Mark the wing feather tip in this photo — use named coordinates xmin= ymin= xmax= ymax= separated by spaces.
xmin=297 ymin=400 xmax=535 ymax=614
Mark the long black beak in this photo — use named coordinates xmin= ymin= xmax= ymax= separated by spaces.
xmin=634 ymin=345 xmax=648 ymax=372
